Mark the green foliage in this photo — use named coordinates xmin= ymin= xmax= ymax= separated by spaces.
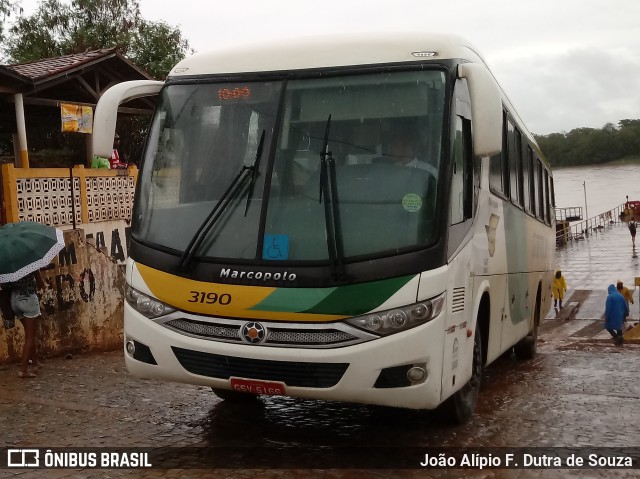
xmin=129 ymin=20 xmax=193 ymax=80
xmin=2 ymin=0 xmax=193 ymax=166
xmin=3 ymin=0 xmax=191 ymax=79
xmin=3 ymin=0 xmax=68 ymax=61
xmin=0 ymin=0 xmax=20 ymax=46
xmin=65 ymin=0 xmax=140 ymax=53
xmin=535 ymin=120 xmax=640 ymax=167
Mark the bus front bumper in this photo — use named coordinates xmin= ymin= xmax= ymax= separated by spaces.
xmin=123 ymin=305 xmax=447 ymax=410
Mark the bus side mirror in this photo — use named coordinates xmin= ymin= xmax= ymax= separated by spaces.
xmin=457 ymin=63 xmax=502 ymax=158
xmin=93 ymin=80 xmax=163 ymax=159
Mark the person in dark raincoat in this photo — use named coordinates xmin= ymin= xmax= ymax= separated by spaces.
xmin=605 ymin=284 xmax=628 ymax=346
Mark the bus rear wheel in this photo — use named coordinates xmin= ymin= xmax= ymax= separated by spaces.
xmin=436 ymin=324 xmax=482 ymax=425
xmin=513 ymin=324 xmax=538 ymax=359
xmin=211 ymin=387 xmax=259 ymax=401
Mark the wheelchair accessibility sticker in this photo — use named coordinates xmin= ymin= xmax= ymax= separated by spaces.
xmin=263 ymin=234 xmax=289 ymax=260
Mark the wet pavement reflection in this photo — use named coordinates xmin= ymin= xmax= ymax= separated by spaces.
xmin=196 ymin=352 xmax=533 ymax=450
xmin=1 ymin=327 xmax=640 ymax=478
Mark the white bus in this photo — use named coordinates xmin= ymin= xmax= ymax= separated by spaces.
xmin=93 ymin=33 xmax=554 ymax=423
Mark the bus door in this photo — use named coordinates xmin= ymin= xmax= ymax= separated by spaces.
xmin=441 ymin=81 xmax=477 ymax=399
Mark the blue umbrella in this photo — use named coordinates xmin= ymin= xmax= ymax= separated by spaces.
xmin=0 ymin=221 xmax=65 ymax=283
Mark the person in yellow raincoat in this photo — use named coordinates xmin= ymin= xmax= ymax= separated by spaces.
xmin=616 ymin=281 xmax=634 ymax=320
xmin=553 ymin=270 xmax=567 ymax=309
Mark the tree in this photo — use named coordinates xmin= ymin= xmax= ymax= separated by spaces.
xmin=128 ymin=19 xmax=192 ymax=80
xmin=3 ymin=0 xmax=192 ymax=79
xmin=536 ymin=121 xmax=640 ymax=167
xmin=2 ymin=0 xmax=193 ymax=166
xmin=617 ymin=120 xmax=640 ymax=158
xmin=0 ymin=0 xmax=19 ymax=47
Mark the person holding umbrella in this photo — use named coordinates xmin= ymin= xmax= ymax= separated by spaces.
xmin=0 ymin=221 xmax=65 ymax=378
xmin=3 ymin=270 xmax=46 ymax=377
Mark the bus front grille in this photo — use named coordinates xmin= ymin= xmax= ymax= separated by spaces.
xmin=172 ymin=347 xmax=349 ymax=388
xmin=266 ymin=328 xmax=356 ymax=345
xmin=161 ymin=317 xmax=373 ymax=348
xmin=165 ymin=319 xmax=241 ymax=341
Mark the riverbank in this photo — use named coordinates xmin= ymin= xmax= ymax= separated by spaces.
xmin=552 ymin=156 xmax=640 ymax=169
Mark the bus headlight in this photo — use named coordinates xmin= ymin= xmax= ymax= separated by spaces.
xmin=125 ymin=284 xmax=176 ymax=319
xmin=388 ymin=310 xmax=408 ymax=328
xmin=345 ymin=293 xmax=445 ymax=335
xmin=366 ymin=315 xmax=383 ymax=330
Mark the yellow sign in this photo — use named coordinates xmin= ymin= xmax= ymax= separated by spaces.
xmin=61 ymin=103 xmax=93 ymax=134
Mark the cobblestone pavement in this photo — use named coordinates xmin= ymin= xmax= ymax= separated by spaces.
xmin=1 ymin=226 xmax=639 ymax=478
xmin=1 ymin=321 xmax=639 ymax=479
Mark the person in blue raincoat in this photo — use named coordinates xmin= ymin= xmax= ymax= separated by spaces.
xmin=604 ymin=284 xmax=628 ymax=346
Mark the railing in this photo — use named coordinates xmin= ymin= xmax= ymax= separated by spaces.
xmin=555 ymin=206 xmax=583 ymax=222
xmin=555 ymin=203 xmax=626 ymax=246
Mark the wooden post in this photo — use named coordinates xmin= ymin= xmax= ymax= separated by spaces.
xmin=74 ymin=165 xmax=90 ymax=225
xmin=1 ymin=164 xmax=19 ymax=223
xmin=14 ymin=93 xmax=29 ymax=168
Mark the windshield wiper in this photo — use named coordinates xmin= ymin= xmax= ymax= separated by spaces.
xmin=319 ymin=115 xmax=345 ymax=278
xmin=178 ymin=131 xmax=266 ymax=272
xmin=244 ymin=129 xmax=265 ymax=216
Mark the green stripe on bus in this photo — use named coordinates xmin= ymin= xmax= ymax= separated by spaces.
xmin=252 ymin=275 xmax=416 ymax=316
xmin=303 ymin=275 xmax=415 ymax=316
xmin=249 ymin=287 xmax=336 ymax=313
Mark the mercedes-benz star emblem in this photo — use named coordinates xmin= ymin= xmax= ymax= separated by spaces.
xmin=241 ymin=322 xmax=266 ymax=344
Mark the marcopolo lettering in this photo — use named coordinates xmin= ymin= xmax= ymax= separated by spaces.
xmin=220 ymin=268 xmax=297 ymax=282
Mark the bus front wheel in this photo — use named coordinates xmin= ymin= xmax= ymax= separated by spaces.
xmin=436 ymin=325 xmax=483 ymax=425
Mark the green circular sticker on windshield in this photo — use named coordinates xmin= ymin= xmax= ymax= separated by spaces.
xmin=402 ymin=193 xmax=422 ymax=212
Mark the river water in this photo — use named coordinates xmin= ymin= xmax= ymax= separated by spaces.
xmin=552 ymin=163 xmax=640 ymax=293
xmin=553 ymin=163 xmax=640 ymax=218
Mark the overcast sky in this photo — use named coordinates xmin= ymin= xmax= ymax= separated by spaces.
xmin=14 ymin=0 xmax=640 ymax=135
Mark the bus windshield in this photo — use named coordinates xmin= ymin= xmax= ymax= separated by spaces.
xmin=133 ymin=69 xmax=447 ymax=263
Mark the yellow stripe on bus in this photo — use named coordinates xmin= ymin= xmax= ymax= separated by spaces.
xmin=135 ymin=263 xmax=346 ymax=322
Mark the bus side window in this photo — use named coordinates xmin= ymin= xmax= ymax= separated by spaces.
xmin=451 ymin=116 xmax=473 ymax=224
xmin=544 ymin=169 xmax=551 ymax=225
xmin=524 ymin=145 xmax=533 ymax=214
xmin=489 ymin=110 xmax=511 ymax=199
xmin=507 ymin=118 xmax=523 ymax=208
xmin=535 ymin=159 xmax=544 ymax=220
xmin=451 ymin=79 xmax=474 ymax=225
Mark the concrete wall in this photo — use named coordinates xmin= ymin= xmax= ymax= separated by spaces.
xmin=0 ymin=163 xmax=137 ymax=363
xmin=0 ymin=229 xmax=124 ymax=363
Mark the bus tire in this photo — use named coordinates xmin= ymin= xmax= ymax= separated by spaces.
xmin=513 ymin=327 xmax=537 ymax=360
xmin=211 ymin=387 xmax=259 ymax=401
xmin=514 ymin=289 xmax=541 ymax=360
xmin=436 ymin=324 xmax=483 ymax=425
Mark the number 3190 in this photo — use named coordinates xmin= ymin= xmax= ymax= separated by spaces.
xmin=188 ymin=291 xmax=232 ymax=305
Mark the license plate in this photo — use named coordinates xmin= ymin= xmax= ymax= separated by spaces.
xmin=230 ymin=377 xmax=286 ymax=396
